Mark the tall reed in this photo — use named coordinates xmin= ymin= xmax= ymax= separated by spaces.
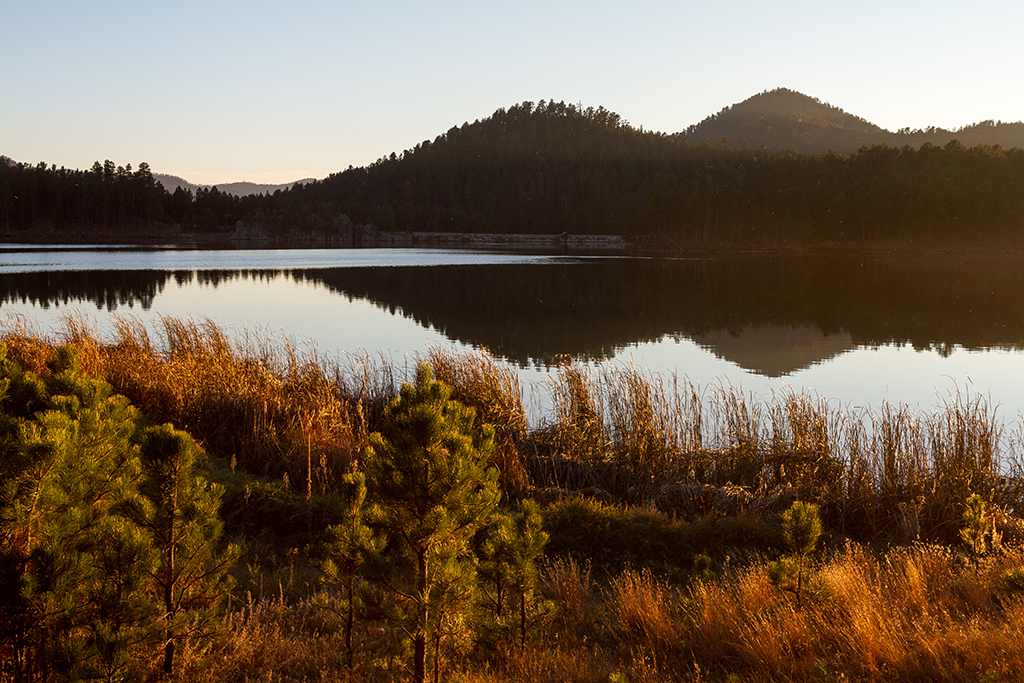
xmin=7 ymin=312 xmax=1024 ymax=681
xmin=2 ymin=313 xmax=1021 ymax=542
xmin=3 ymin=313 xmax=380 ymax=490
xmin=536 ymin=359 xmax=1022 ymax=542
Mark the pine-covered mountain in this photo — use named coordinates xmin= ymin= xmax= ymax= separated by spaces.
xmin=685 ymin=88 xmax=887 ymax=154
xmin=154 ymin=174 xmax=316 ymax=197
xmin=4 ymin=90 xmax=1024 ymax=246
xmin=685 ymin=88 xmax=1024 ymax=154
xmin=282 ymin=100 xmax=676 ymax=235
xmin=276 ymin=97 xmax=1024 ymax=244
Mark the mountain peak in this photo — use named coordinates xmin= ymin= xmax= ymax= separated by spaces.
xmin=684 ymin=88 xmax=1024 ymax=154
xmin=726 ymin=88 xmax=867 ymax=121
xmin=685 ymin=88 xmax=885 ymax=153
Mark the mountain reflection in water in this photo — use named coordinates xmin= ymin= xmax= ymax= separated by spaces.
xmin=692 ymin=327 xmax=856 ymax=378
xmin=2 ymin=254 xmax=1023 ymax=377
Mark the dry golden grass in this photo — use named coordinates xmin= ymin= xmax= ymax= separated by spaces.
xmin=162 ymin=542 xmax=1024 ymax=682
xmin=3 ymin=313 xmax=1022 ymax=541
xmin=172 ymin=594 xmax=406 ymax=683
xmin=460 ymin=643 xmax=614 ymax=683
xmin=2 ymin=313 xmax=380 ymax=490
xmin=426 ymin=346 xmax=527 ymax=437
xmin=542 ymin=555 xmax=593 ymax=633
xmin=548 ymin=363 xmax=606 ymax=467
xmin=606 ymin=567 xmax=680 ymax=658
xmin=674 ymin=543 xmax=1024 ymax=682
xmin=537 ymin=360 xmax=1023 ymax=544
xmin=10 ymin=315 xmax=1024 ymax=682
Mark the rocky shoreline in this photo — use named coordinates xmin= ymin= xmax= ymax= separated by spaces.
xmin=228 ymin=215 xmax=627 ymax=250
xmin=0 ymin=214 xmax=629 ymax=252
xmin=6 ymin=213 xmax=1017 ymax=256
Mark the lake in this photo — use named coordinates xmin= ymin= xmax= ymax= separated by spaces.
xmin=3 ymin=244 xmax=1024 ymax=424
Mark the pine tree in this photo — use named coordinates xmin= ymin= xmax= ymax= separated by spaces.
xmin=960 ymin=493 xmax=994 ymax=559
xmin=1 ymin=344 xmax=238 ymax=681
xmin=477 ymin=499 xmax=554 ymax=648
xmin=134 ymin=423 xmax=239 ymax=676
xmin=308 ymin=472 xmax=381 ymax=672
xmin=0 ymin=344 xmax=157 ymax=682
xmin=363 ymin=364 xmax=499 ymax=683
xmin=775 ymin=500 xmax=823 ymax=609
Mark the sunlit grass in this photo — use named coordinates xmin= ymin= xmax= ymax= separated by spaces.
xmin=3 ymin=312 xmax=1022 ymax=546
xmin=5 ymin=313 xmax=1024 ymax=681
xmin=168 ymin=544 xmax=1024 ymax=683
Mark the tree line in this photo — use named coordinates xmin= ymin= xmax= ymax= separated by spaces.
xmin=292 ymin=103 xmax=1024 ymax=247
xmin=4 ymin=101 xmax=1024 ymax=247
xmin=0 ymin=160 xmax=257 ymax=235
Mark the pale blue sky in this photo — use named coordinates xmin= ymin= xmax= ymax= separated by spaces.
xmin=3 ymin=1 xmax=1022 ymax=184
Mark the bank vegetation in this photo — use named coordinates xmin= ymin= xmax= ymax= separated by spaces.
xmin=3 ymin=314 xmax=1024 ymax=682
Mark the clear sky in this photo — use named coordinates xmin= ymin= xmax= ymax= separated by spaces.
xmin=3 ymin=1 xmax=1022 ymax=185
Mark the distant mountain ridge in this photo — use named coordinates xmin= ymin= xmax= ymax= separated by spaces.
xmin=154 ymin=174 xmax=316 ymax=197
xmin=685 ymin=88 xmax=1024 ymax=154
xmin=6 ymin=88 xmax=1023 ymax=190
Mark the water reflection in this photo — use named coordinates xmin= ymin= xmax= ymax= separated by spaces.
xmin=2 ymin=254 xmax=1024 ymax=376
xmin=691 ymin=327 xmax=856 ymax=378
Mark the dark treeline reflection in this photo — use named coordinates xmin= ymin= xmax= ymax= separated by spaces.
xmin=3 ymin=256 xmax=1024 ymax=365
xmin=0 ymin=269 xmax=284 ymax=313
xmin=0 ymin=270 xmax=167 ymax=312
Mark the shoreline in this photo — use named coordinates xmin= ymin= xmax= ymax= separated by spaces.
xmin=3 ymin=229 xmax=1024 ymax=257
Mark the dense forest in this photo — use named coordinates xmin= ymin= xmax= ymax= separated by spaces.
xmin=4 ymin=93 xmax=1024 ymax=249
xmin=0 ymin=158 xmax=260 ymax=236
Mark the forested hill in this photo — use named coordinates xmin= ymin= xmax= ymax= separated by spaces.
xmin=686 ymin=88 xmax=1024 ymax=154
xmin=271 ymin=99 xmax=1024 ymax=245
xmin=894 ymin=119 xmax=1024 ymax=152
xmin=5 ymin=97 xmax=1024 ymax=248
xmin=685 ymin=89 xmax=887 ymax=154
xmin=282 ymin=100 xmax=679 ymax=234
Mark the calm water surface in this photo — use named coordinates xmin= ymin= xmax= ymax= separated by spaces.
xmin=3 ymin=245 xmax=1024 ymax=422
